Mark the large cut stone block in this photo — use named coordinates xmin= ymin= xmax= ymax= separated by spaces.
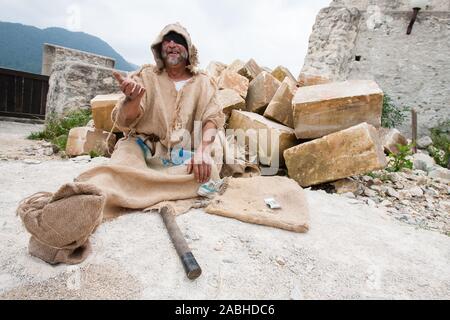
xmin=228 ymin=110 xmax=298 ymax=167
xmin=216 ymin=89 xmax=246 ymax=117
xmin=66 ymin=127 xmax=117 ymax=157
xmin=272 ymin=65 xmax=296 ymax=83
xmin=293 ymin=80 xmax=383 ymax=139
xmin=246 ymin=72 xmax=281 ymax=114
xmin=217 ymin=70 xmax=250 ymax=98
xmin=206 ymin=61 xmax=227 ymax=80
xmin=238 ymin=59 xmax=263 ymax=82
xmin=284 ymin=123 xmax=387 ymax=187
xmin=226 ymin=59 xmax=246 ymax=73
xmin=91 ymin=93 xmax=123 ymax=133
xmin=264 ymin=78 xmax=298 ymax=128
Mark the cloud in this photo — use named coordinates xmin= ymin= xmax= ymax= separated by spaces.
xmin=0 ymin=0 xmax=330 ymax=76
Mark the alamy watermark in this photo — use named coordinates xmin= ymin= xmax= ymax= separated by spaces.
xmin=66 ymin=3 xmax=82 ymax=31
xmin=167 ymin=121 xmax=282 ymax=176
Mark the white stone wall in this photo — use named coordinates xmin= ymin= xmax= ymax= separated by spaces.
xmin=301 ymin=0 xmax=450 ymax=137
xmin=46 ymin=61 xmax=122 ymax=116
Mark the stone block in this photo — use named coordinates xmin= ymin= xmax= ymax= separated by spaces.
xmin=238 ymin=58 xmax=263 ymax=81
xmin=293 ymin=80 xmax=383 ymax=139
xmin=216 ymin=89 xmax=246 ymax=117
xmin=66 ymin=127 xmax=116 ymax=157
xmin=272 ymin=65 xmax=296 ymax=83
xmin=226 ymin=59 xmax=246 ymax=73
xmin=206 ymin=61 xmax=227 ymax=80
xmin=284 ymin=123 xmax=387 ymax=187
xmin=91 ymin=93 xmax=123 ymax=133
xmin=264 ymin=78 xmax=298 ymax=128
xmin=228 ymin=110 xmax=298 ymax=167
xmin=246 ymin=72 xmax=281 ymax=114
xmin=217 ymin=70 xmax=250 ymax=98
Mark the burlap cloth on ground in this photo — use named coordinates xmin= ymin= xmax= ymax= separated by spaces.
xmin=205 ymin=176 xmax=310 ymax=233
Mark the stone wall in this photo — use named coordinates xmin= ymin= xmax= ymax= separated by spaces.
xmin=42 ymin=44 xmax=115 ymax=76
xmin=46 ymin=61 xmax=121 ymax=116
xmin=300 ymin=0 xmax=450 ymax=137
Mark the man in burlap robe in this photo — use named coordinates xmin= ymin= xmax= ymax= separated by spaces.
xmin=17 ymin=23 xmax=230 ymax=265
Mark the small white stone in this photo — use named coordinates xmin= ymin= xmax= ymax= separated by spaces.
xmin=342 ymin=192 xmax=356 ymax=198
xmin=428 ymin=168 xmax=450 ymax=182
xmin=422 ymin=188 xmax=439 ymax=197
xmin=380 ymin=200 xmax=392 ymax=207
xmin=413 ymin=153 xmax=436 ymax=172
xmin=408 ymin=186 xmax=424 ymax=197
xmin=23 ymin=159 xmax=41 ymax=165
xmin=290 ymin=284 xmax=304 ymax=300
xmin=71 ymin=155 xmax=91 ymax=163
xmin=416 ymin=136 xmax=433 ymax=149
xmin=44 ymin=148 xmax=54 ymax=156
xmin=366 ymin=198 xmax=377 ymax=207
xmin=275 ymin=257 xmax=286 ymax=266
xmin=386 ymin=187 xmax=400 ymax=199
xmin=364 ymin=188 xmax=378 ymax=198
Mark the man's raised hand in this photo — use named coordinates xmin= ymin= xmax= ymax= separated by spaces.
xmin=113 ymin=71 xmax=146 ymax=101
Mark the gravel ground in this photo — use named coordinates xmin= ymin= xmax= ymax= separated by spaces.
xmin=0 ymin=121 xmax=449 ymax=300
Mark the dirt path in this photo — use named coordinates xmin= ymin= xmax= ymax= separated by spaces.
xmin=0 ymin=121 xmax=449 ymax=300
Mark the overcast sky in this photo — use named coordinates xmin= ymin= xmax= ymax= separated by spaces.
xmin=0 ymin=0 xmax=330 ymax=76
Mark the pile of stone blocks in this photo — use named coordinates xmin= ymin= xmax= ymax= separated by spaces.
xmin=65 ymin=93 xmax=122 ymax=157
xmin=210 ymin=58 xmax=389 ymax=187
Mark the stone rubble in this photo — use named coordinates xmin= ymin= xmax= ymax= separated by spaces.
xmin=330 ymin=169 xmax=450 ymax=235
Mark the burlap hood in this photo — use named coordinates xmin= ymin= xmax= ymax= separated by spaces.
xmin=151 ymin=23 xmax=200 ymax=74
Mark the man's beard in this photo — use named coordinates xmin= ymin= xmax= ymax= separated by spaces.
xmin=162 ymin=50 xmax=188 ymax=66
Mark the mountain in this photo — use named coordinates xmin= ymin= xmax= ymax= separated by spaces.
xmin=0 ymin=21 xmax=137 ymax=74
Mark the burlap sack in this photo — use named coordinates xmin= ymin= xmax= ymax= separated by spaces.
xmin=16 ymin=183 xmax=105 ymax=265
xmin=205 ymin=176 xmax=310 ymax=233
